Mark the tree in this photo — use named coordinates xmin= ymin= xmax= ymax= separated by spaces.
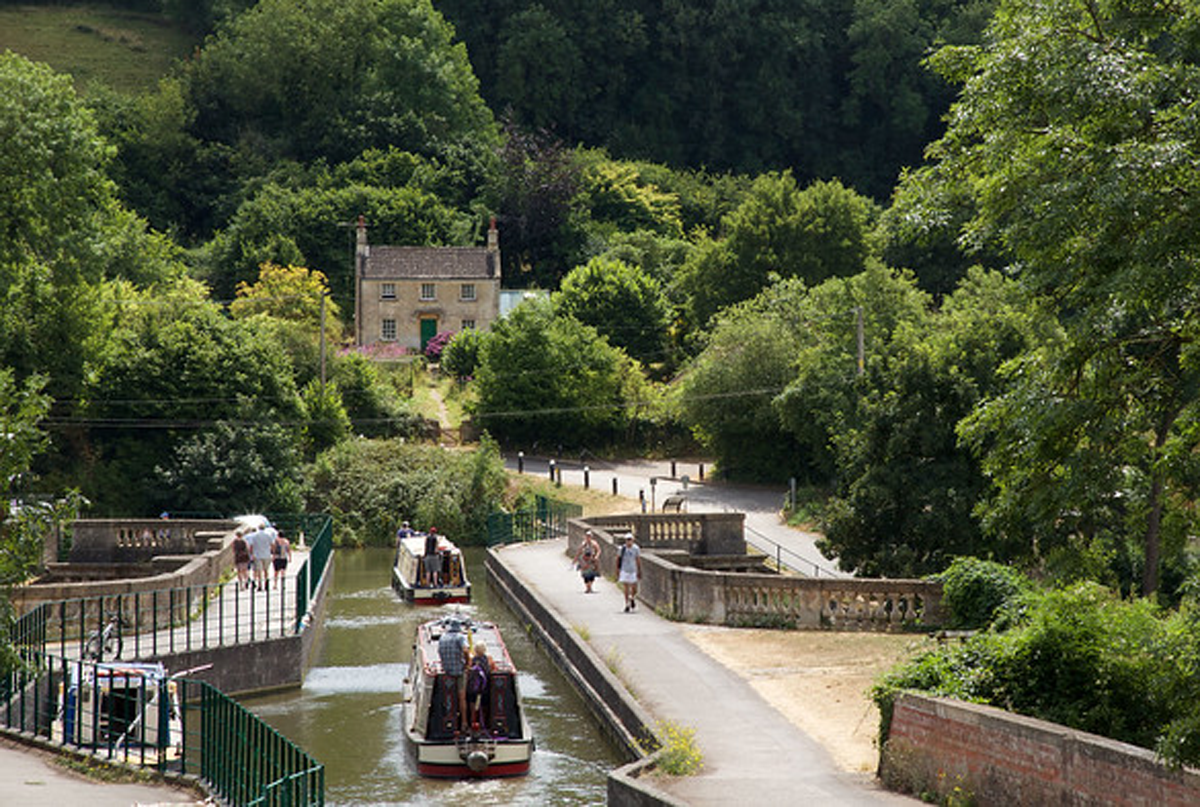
xmin=677 ymin=279 xmax=811 ymax=481
xmin=184 ymin=0 xmax=496 ymax=167
xmin=773 ymin=263 xmax=933 ymax=483
xmin=231 ymin=262 xmax=341 ymax=336
xmin=156 ymin=421 xmax=304 ymax=514
xmin=472 ymin=298 xmax=648 ymax=446
xmin=919 ymin=0 xmax=1200 ymax=595
xmin=677 ymin=173 xmax=880 ymax=328
xmin=818 ymin=269 xmax=1049 ymax=577
xmin=0 ymin=371 xmax=52 ymax=511
xmin=0 ymin=53 xmax=183 ymax=399
xmin=81 ymin=289 xmax=305 ymax=514
xmin=555 ymin=257 xmax=670 ymax=367
xmin=488 ymin=120 xmax=585 ymax=286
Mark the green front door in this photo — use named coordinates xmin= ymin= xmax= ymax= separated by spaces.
xmin=420 ymin=318 xmax=438 ymax=351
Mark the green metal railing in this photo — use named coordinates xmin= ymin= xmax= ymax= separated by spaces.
xmin=290 ymin=514 xmax=332 ymax=630
xmin=0 ymin=651 xmax=323 ymax=805
xmin=9 ymin=514 xmax=333 ymax=663
xmin=485 ymin=495 xmax=582 ymax=546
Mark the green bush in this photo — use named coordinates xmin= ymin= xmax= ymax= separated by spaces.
xmin=441 ymin=328 xmax=486 ymax=380
xmin=930 ymin=556 xmax=1032 ymax=629
xmin=873 ymin=582 xmax=1200 ymax=768
xmin=303 ymin=434 xmax=507 ymax=546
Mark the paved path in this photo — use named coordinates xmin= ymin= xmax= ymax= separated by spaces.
xmin=54 ymin=546 xmax=309 ymax=662
xmin=496 ymin=538 xmax=911 ymax=806
xmin=0 ymin=735 xmax=201 ymax=806
xmin=505 ymin=454 xmax=848 ymax=578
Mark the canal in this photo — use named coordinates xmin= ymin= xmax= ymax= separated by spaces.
xmin=242 ymin=547 xmax=624 ymax=805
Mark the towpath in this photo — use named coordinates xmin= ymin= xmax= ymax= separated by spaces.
xmin=496 ymin=537 xmax=912 ymax=805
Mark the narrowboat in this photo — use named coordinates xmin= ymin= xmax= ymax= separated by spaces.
xmin=401 ymin=615 xmax=533 ymax=777
xmin=55 ymin=660 xmax=181 ymax=760
xmin=392 ymin=531 xmax=471 ymax=604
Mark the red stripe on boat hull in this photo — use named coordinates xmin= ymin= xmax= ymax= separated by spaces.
xmin=416 ymin=759 xmax=531 ymax=778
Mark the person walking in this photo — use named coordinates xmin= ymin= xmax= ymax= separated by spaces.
xmin=616 ymin=533 xmax=642 ymax=612
xmin=574 ymin=530 xmax=602 ymax=593
xmin=248 ymin=522 xmax=274 ymax=591
xmin=271 ymin=530 xmax=292 ymax=586
xmin=232 ymin=528 xmax=252 ymax=590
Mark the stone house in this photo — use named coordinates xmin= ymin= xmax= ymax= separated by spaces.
xmin=353 ymin=217 xmax=501 ymax=350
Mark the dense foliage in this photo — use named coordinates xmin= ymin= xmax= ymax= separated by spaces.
xmin=472 ymin=298 xmax=651 ymax=447
xmin=304 ymin=435 xmax=508 ymax=546
xmin=437 ymin=0 xmax=993 ymax=199
xmin=874 ymin=582 xmax=1200 ymax=768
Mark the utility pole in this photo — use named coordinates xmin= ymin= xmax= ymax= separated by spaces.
xmin=319 ymin=292 xmax=328 ymax=390
xmin=855 ymin=306 xmax=865 ymax=376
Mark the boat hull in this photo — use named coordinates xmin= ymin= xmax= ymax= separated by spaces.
xmin=392 ymin=567 xmax=470 ymax=604
xmin=406 ymin=731 xmax=533 ymax=778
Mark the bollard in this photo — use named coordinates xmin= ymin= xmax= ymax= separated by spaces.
xmin=671 ymin=460 xmax=677 ymax=478
xmin=548 ymin=459 xmax=556 ymax=481
xmin=555 ymin=466 xmax=562 ymax=486
xmin=583 ymin=466 xmax=590 ymax=489
xmin=699 ymin=463 xmax=704 ymax=481
xmin=517 ymin=451 xmax=524 ymax=474
xmin=612 ymin=477 xmax=618 ymax=496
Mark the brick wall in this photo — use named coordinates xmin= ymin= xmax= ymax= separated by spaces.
xmin=882 ymin=693 xmax=1200 ymax=806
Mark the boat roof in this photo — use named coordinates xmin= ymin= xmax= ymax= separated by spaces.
xmin=399 ymin=533 xmax=460 ymax=555
xmin=415 ymin=616 xmax=516 ymax=677
xmin=75 ymin=661 xmax=169 ymax=684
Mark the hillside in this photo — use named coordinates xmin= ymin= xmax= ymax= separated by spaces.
xmin=0 ymin=5 xmax=195 ymax=93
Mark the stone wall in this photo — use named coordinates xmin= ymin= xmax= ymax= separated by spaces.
xmin=568 ymin=518 xmax=943 ymax=631
xmin=882 ymin=693 xmax=1200 ymax=806
xmin=13 ymin=534 xmax=234 ymax=617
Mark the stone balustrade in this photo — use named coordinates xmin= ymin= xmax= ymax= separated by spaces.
xmin=570 ymin=516 xmax=943 ymax=631
xmin=70 ymin=518 xmax=218 ymax=563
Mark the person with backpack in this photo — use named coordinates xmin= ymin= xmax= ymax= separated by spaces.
xmin=617 ymin=533 xmax=642 ymax=612
xmin=466 ymin=642 xmax=493 ymax=731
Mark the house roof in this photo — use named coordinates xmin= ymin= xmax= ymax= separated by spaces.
xmin=363 ymin=246 xmax=498 ymax=280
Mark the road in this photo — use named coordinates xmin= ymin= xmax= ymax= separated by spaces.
xmin=505 ymin=453 xmax=849 ymax=578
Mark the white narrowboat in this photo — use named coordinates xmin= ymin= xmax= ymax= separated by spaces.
xmin=392 ymin=532 xmax=471 ymax=605
xmin=401 ymin=616 xmax=533 ymax=777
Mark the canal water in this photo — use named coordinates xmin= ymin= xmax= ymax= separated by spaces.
xmin=242 ymin=547 xmax=624 ymax=806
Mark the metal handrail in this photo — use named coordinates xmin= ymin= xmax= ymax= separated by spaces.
xmin=743 ymin=524 xmax=829 ymax=578
xmin=12 ymin=514 xmax=334 ymax=662
xmin=0 ymin=651 xmax=323 ymax=806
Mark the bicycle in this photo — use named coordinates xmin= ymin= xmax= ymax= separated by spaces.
xmin=84 ymin=613 xmax=127 ymax=661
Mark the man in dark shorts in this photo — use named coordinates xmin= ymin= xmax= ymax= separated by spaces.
xmin=423 ymin=529 xmax=441 ymax=586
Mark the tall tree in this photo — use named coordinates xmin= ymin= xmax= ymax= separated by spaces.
xmin=677 ymin=172 xmax=880 ymax=330
xmin=472 ymin=298 xmax=649 ymax=446
xmin=923 ymin=0 xmax=1200 ymax=595
xmin=185 ymin=0 xmax=496 ymax=167
xmin=555 ymin=257 xmax=670 ymax=367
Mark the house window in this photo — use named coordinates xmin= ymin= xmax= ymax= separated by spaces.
xmin=380 ymin=282 xmax=396 ymax=300
xmin=420 ymin=283 xmax=436 ymax=301
xmin=462 ymin=319 xmax=476 ymax=330
xmin=381 ymin=319 xmax=397 ymax=341
xmin=460 ymin=283 xmax=476 ymax=301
